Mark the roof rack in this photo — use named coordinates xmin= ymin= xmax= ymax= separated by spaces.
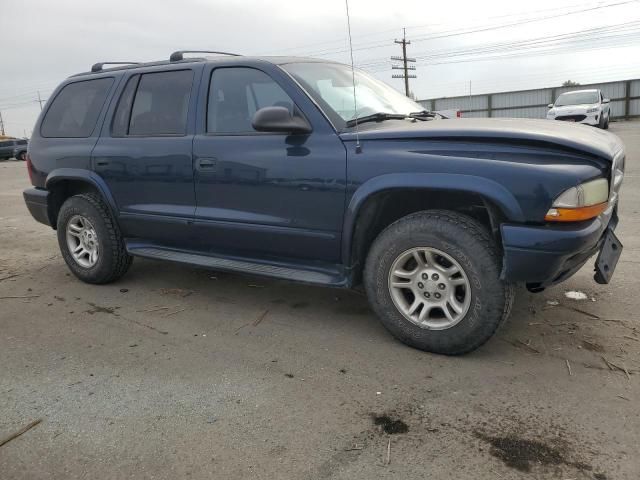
xmin=91 ymin=62 xmax=141 ymax=72
xmin=169 ymin=50 xmax=241 ymax=62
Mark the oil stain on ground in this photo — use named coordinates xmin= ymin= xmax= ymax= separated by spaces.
xmin=372 ymin=414 xmax=409 ymax=434
xmin=474 ymin=431 xmax=595 ymax=475
xmin=85 ymin=303 xmax=120 ymax=316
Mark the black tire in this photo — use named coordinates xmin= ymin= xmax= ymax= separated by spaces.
xmin=604 ymin=116 xmax=609 ymax=130
xmin=57 ymin=193 xmax=132 ymax=284
xmin=17 ymin=151 xmax=26 ymax=161
xmin=364 ymin=210 xmax=514 ymax=355
xmin=598 ymin=115 xmax=605 ymax=129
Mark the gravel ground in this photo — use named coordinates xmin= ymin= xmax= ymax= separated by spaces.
xmin=1 ymin=122 xmax=639 ymax=480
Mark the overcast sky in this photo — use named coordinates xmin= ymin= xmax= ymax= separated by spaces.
xmin=1 ymin=0 xmax=639 ymax=137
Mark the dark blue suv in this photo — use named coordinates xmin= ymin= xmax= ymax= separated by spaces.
xmin=23 ymin=51 xmax=625 ymax=354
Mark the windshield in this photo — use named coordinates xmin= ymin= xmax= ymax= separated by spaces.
xmin=555 ymin=91 xmax=599 ymax=107
xmin=281 ymin=62 xmax=424 ymax=129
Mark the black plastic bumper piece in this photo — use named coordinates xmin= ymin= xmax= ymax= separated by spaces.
xmin=23 ymin=187 xmax=52 ymax=227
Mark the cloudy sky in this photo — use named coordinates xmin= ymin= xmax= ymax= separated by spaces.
xmin=1 ymin=0 xmax=639 ymax=137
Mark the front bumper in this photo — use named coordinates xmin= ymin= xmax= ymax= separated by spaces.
xmin=23 ymin=187 xmax=52 ymax=227
xmin=501 ymin=207 xmax=617 ymax=288
xmin=548 ymin=111 xmax=599 ymax=126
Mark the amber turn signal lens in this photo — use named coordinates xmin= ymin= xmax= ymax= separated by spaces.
xmin=545 ymin=202 xmax=608 ymax=222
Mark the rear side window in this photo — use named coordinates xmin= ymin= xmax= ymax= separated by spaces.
xmin=41 ymin=78 xmax=113 ymax=138
xmin=128 ymin=70 xmax=193 ymax=136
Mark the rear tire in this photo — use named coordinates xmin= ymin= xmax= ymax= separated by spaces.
xmin=364 ymin=210 xmax=514 ymax=355
xmin=57 ymin=193 xmax=132 ymax=284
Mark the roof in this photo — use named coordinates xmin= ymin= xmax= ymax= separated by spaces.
xmin=72 ymin=53 xmax=340 ymax=78
xmin=558 ymin=88 xmax=599 ymax=94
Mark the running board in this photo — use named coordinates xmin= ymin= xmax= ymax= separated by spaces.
xmin=127 ymin=246 xmax=347 ymax=286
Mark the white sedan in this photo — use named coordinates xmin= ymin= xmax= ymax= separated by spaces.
xmin=546 ymin=89 xmax=610 ymax=129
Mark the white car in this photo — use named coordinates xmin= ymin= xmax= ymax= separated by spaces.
xmin=546 ymin=89 xmax=610 ymax=129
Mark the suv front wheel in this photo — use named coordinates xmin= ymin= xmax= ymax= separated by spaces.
xmin=57 ymin=193 xmax=132 ymax=284
xmin=364 ymin=210 xmax=514 ymax=355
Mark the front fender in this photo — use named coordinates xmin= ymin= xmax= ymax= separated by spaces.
xmin=45 ymin=168 xmax=118 ymax=216
xmin=341 ymin=172 xmax=525 ymax=264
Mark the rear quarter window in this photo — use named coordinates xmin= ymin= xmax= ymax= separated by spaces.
xmin=41 ymin=77 xmax=114 ymax=138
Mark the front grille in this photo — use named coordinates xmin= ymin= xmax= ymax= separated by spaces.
xmin=556 ymin=115 xmax=587 ymax=122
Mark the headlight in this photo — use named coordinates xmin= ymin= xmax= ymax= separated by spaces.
xmin=586 ymin=107 xmax=599 ymax=114
xmin=547 ymin=109 xmax=556 ymax=116
xmin=545 ymin=178 xmax=609 ymax=222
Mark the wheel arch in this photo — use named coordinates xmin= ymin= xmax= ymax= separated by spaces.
xmin=343 ymin=173 xmax=524 ymax=284
xmin=45 ymin=168 xmax=118 ymax=228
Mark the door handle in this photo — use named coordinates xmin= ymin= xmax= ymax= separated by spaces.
xmin=197 ymin=158 xmax=217 ymax=170
xmin=95 ymin=159 xmax=109 ymax=167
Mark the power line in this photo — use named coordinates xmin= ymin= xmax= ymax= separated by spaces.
xmin=358 ymin=22 xmax=640 ymax=72
xmin=287 ymin=0 xmax=640 ymax=59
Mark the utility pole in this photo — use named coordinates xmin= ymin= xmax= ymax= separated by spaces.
xmin=37 ymin=91 xmax=44 ymax=110
xmin=0 ymin=110 xmax=5 ymax=136
xmin=391 ymin=28 xmax=416 ymax=97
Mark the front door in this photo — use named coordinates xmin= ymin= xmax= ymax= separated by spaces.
xmin=192 ymin=65 xmax=346 ymax=263
xmin=93 ymin=67 xmax=201 ymax=247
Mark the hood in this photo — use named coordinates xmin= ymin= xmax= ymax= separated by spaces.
xmin=551 ymin=104 xmax=599 ymax=114
xmin=340 ymin=118 xmax=623 ymax=161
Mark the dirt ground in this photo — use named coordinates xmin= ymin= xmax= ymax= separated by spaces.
xmin=1 ymin=122 xmax=639 ymax=480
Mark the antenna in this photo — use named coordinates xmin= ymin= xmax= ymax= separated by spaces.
xmin=344 ymin=0 xmax=361 ymax=153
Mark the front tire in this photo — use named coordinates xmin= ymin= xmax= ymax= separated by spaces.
xmin=57 ymin=193 xmax=132 ymax=284
xmin=364 ymin=210 xmax=514 ymax=355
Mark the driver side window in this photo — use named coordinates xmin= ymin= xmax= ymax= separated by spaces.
xmin=207 ymin=68 xmax=294 ymax=134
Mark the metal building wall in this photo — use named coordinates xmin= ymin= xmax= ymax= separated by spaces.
xmin=419 ymin=78 xmax=640 ymax=120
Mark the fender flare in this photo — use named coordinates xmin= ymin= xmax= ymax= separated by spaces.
xmin=45 ymin=168 xmax=118 ymax=217
xmin=341 ymin=172 xmax=525 ymax=265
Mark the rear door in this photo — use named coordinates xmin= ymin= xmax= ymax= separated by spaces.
xmin=93 ymin=66 xmax=202 ymax=247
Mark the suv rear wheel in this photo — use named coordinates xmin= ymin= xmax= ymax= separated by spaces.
xmin=364 ymin=210 xmax=514 ymax=355
xmin=57 ymin=193 xmax=132 ymax=284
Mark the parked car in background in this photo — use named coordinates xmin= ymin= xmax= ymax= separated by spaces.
xmin=0 ymin=138 xmax=28 ymax=160
xmin=23 ymin=52 xmax=624 ymax=355
xmin=546 ymin=89 xmax=610 ymax=129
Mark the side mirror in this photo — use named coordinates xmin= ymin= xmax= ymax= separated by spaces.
xmin=602 ymin=98 xmax=610 ymax=104
xmin=251 ymin=106 xmax=311 ymax=134
xmin=547 ymin=104 xmax=554 ymax=109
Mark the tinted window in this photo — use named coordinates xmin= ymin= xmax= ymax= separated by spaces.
xmin=41 ymin=78 xmax=113 ymax=138
xmin=111 ymin=75 xmax=140 ymax=137
xmin=129 ymin=70 xmax=192 ymax=136
xmin=208 ymin=68 xmax=294 ymax=133
xmin=16 ymin=140 xmax=27 ymax=145
xmin=0 ymin=141 xmax=12 ymax=147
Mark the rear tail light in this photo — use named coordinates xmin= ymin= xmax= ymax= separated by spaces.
xmin=457 ymin=111 xmax=462 ymax=118
xmin=26 ymin=153 xmax=35 ymax=185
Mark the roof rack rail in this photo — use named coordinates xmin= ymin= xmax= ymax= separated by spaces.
xmin=169 ymin=50 xmax=241 ymax=62
xmin=91 ymin=62 xmax=141 ymax=72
